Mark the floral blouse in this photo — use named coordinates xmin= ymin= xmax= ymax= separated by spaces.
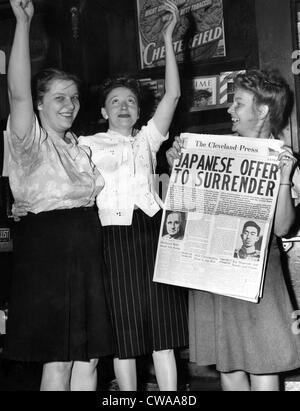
xmin=5 ymin=115 xmax=104 ymax=214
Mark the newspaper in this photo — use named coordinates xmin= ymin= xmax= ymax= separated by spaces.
xmin=153 ymin=133 xmax=284 ymax=303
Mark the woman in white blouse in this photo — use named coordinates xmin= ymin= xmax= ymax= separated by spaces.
xmin=79 ymin=0 xmax=188 ymax=391
xmin=4 ymin=0 xmax=114 ymax=390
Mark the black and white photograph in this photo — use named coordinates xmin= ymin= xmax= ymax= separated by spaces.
xmin=1 ymin=0 xmax=300 ymax=395
xmin=162 ymin=210 xmax=186 ymax=240
xmin=233 ymin=220 xmax=263 ymax=261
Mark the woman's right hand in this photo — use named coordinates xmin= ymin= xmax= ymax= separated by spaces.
xmin=161 ymin=0 xmax=180 ymax=40
xmin=10 ymin=0 xmax=34 ymax=23
xmin=166 ymin=135 xmax=184 ymax=168
xmin=11 ymin=203 xmax=28 ymax=222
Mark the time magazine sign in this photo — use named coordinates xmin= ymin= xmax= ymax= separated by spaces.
xmin=136 ymin=0 xmax=226 ymax=69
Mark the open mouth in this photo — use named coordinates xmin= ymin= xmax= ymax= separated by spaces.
xmin=60 ymin=113 xmax=74 ymax=119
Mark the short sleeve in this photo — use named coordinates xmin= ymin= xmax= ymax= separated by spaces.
xmin=7 ymin=114 xmax=44 ymax=152
xmin=141 ymin=118 xmax=169 ymax=153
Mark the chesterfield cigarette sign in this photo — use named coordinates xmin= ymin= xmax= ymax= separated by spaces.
xmin=136 ymin=0 xmax=226 ymax=69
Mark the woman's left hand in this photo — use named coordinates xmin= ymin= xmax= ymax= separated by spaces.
xmin=278 ymin=148 xmax=298 ymax=183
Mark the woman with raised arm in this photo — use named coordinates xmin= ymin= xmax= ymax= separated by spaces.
xmin=4 ymin=0 xmax=114 ymax=391
xmin=167 ymin=69 xmax=300 ymax=391
xmin=79 ymin=0 xmax=188 ymax=391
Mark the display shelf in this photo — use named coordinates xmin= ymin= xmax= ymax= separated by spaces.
xmin=188 ymin=103 xmax=231 ymax=112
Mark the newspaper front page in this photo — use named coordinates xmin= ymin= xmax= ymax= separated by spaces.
xmin=153 ymin=133 xmax=284 ymax=303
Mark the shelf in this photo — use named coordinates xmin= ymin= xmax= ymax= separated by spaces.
xmin=183 ymin=122 xmax=232 ymax=135
xmin=188 ymin=103 xmax=231 ymax=112
xmin=136 ymin=57 xmax=246 ymax=80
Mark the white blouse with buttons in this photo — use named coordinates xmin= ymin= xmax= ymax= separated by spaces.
xmin=78 ymin=118 xmax=168 ymax=226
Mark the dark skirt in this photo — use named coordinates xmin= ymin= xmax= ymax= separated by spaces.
xmin=189 ymin=236 xmax=300 ymax=374
xmin=4 ymin=207 xmax=115 ymax=362
xmin=102 ymin=209 xmax=189 ymax=359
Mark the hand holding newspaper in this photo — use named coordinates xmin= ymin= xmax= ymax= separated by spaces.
xmin=153 ymin=133 xmax=284 ymax=303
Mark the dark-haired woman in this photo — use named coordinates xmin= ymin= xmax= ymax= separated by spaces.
xmin=79 ymin=0 xmax=188 ymax=391
xmin=4 ymin=0 xmax=114 ymax=390
xmin=167 ymin=69 xmax=300 ymax=391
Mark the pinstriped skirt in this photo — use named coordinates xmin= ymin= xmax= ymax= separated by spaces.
xmin=102 ymin=209 xmax=189 ymax=359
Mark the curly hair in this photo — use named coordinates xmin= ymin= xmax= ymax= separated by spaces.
xmin=100 ymin=75 xmax=142 ymax=108
xmin=234 ymin=70 xmax=292 ymax=137
xmin=31 ymin=68 xmax=80 ymax=111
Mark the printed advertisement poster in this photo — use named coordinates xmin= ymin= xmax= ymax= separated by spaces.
xmin=139 ymin=78 xmax=165 ymax=115
xmin=219 ymin=70 xmax=245 ymax=105
xmin=136 ymin=0 xmax=226 ymax=69
xmin=186 ymin=75 xmax=218 ymax=111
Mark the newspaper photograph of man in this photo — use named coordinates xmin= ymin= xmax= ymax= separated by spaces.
xmin=162 ymin=211 xmax=186 ymax=241
xmin=234 ymin=220 xmax=262 ymax=261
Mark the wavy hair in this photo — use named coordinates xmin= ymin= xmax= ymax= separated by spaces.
xmin=31 ymin=68 xmax=80 ymax=112
xmin=234 ymin=70 xmax=292 ymax=137
xmin=100 ymin=75 xmax=142 ymax=108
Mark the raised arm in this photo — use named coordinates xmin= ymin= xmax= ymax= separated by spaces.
xmin=8 ymin=0 xmax=34 ymax=138
xmin=153 ymin=0 xmax=180 ymax=136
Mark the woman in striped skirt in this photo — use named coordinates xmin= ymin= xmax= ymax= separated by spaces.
xmin=78 ymin=0 xmax=188 ymax=390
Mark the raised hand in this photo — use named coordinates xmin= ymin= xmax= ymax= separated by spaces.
xmin=10 ymin=0 xmax=34 ymax=23
xmin=161 ymin=0 xmax=179 ymax=39
xmin=166 ymin=135 xmax=183 ymax=168
xmin=278 ymin=148 xmax=298 ymax=184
